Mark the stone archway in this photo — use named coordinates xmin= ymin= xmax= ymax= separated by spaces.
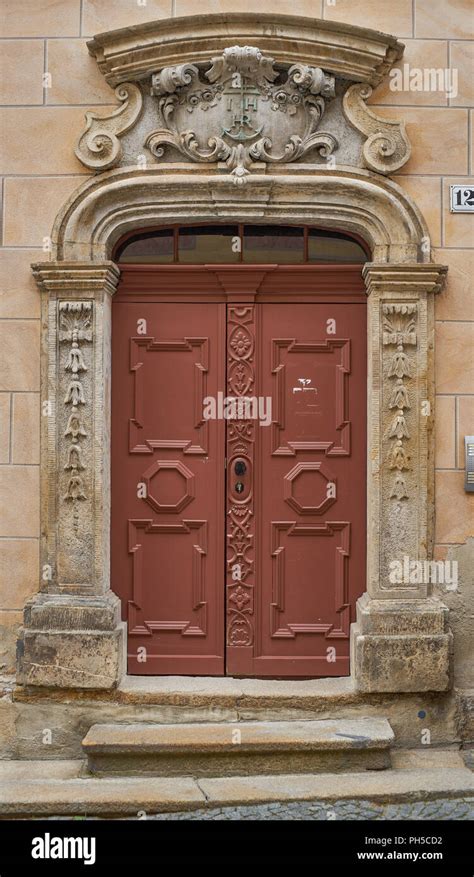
xmin=17 ymin=14 xmax=451 ymax=693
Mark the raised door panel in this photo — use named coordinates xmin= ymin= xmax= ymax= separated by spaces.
xmin=112 ymin=302 xmax=225 ymax=675
xmin=226 ymin=302 xmax=366 ymax=676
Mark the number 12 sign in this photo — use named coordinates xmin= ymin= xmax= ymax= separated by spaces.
xmin=450 ymin=185 xmax=474 ymax=213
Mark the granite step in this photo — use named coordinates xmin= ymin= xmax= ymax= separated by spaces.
xmin=82 ymin=717 xmax=394 ymax=777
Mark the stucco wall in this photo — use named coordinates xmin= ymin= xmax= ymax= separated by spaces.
xmin=0 ymin=0 xmax=472 ymax=683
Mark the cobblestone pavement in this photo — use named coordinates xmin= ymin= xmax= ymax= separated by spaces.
xmin=145 ymin=797 xmax=474 ymax=820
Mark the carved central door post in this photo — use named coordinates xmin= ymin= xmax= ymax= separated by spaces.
xmin=351 ymin=263 xmax=452 ymax=692
xmin=17 ymin=262 xmax=126 ymax=689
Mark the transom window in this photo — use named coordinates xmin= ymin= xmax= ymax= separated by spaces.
xmin=115 ymin=225 xmax=369 ymax=264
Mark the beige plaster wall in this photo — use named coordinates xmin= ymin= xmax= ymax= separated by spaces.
xmin=0 ymin=0 xmax=472 ymax=681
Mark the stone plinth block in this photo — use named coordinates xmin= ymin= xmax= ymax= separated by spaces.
xmin=17 ymin=595 xmax=125 ymax=689
xmin=351 ymin=595 xmax=452 ymax=692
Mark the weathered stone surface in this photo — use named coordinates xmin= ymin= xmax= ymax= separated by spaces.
xmin=82 ymin=718 xmax=394 ymax=776
xmin=0 ymin=775 xmax=205 ymax=816
xmin=86 ymin=14 xmax=404 ymax=88
xmin=1 ymin=757 xmax=474 ymax=817
xmin=198 ymin=767 xmax=474 ymax=807
xmin=352 ymin=631 xmax=452 ymax=693
xmin=0 ymin=696 xmax=17 ymax=759
xmin=17 ymin=626 xmax=126 ymax=689
xmin=51 ymin=170 xmax=430 ymax=264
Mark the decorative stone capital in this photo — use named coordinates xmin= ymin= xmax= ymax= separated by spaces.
xmin=363 ymin=263 xmax=448 ymax=296
xmin=32 ymin=261 xmax=121 ymax=296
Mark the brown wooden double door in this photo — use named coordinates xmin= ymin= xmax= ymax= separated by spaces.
xmin=111 ymin=292 xmax=366 ymax=677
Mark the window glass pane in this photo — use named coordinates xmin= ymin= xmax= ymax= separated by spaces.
xmin=308 ymin=229 xmax=367 ymax=263
xmin=243 ymin=225 xmax=304 ymax=263
xmin=116 ymin=229 xmax=174 ymax=263
xmin=178 ymin=225 xmax=239 ymax=263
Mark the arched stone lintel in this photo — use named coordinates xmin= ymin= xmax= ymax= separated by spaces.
xmin=51 ymin=166 xmax=430 ymax=265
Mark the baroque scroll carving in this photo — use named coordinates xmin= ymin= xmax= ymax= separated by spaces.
xmin=59 ymin=302 xmax=92 ymax=531
xmin=343 ymin=83 xmax=411 ymax=174
xmin=226 ymin=306 xmax=256 ymax=645
xmin=75 ymin=83 xmax=143 ymax=169
xmin=146 ymin=46 xmax=337 ymax=183
xmin=382 ymin=304 xmax=417 ymax=501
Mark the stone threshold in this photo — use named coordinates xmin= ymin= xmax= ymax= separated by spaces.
xmin=11 ymin=674 xmax=362 ymax=706
xmin=0 ymin=751 xmax=472 ymax=817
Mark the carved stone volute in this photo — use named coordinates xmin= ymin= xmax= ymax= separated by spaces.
xmin=76 ymin=17 xmax=412 ymax=182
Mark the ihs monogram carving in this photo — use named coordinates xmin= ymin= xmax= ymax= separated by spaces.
xmin=76 ymin=42 xmax=413 ymax=179
xmin=226 ymin=306 xmax=256 ymax=646
xmin=146 ymin=47 xmax=336 ymax=183
xmin=59 ymin=302 xmax=92 ymax=531
xmin=382 ymin=304 xmax=417 ymax=501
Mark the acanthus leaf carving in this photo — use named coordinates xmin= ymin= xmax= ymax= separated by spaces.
xmin=145 ymin=46 xmax=337 ymax=183
xmin=343 ymin=83 xmax=411 ymax=174
xmin=206 ymin=45 xmax=278 ymax=88
xmin=287 ymin=64 xmax=336 ymax=99
xmin=151 ymin=64 xmax=199 ymax=95
xmin=75 ymin=83 xmax=143 ymax=170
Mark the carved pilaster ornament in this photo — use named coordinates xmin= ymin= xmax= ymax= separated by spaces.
xmin=363 ymin=264 xmax=448 ymax=599
xmin=59 ymin=302 xmax=92 ymax=531
xmin=382 ymin=304 xmax=417 ymax=501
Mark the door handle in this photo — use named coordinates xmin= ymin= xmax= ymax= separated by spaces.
xmin=234 ymin=460 xmax=247 ymax=476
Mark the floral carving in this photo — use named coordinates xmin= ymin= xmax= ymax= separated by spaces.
xmin=59 ymin=301 xmax=92 ymax=531
xmin=382 ymin=304 xmax=417 ymax=501
xmin=146 ymin=46 xmax=337 ymax=183
xmin=226 ymin=306 xmax=256 ymax=647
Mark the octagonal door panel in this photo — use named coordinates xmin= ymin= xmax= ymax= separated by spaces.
xmin=226 ymin=303 xmax=366 ymax=677
xmin=111 ymin=302 xmax=226 ymax=675
xmin=112 ymin=293 xmax=366 ymax=677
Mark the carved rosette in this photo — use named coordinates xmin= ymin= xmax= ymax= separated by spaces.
xmin=382 ymin=304 xmax=417 ymax=502
xmin=58 ymin=302 xmax=93 ymax=532
xmin=226 ymin=306 xmax=256 ymax=646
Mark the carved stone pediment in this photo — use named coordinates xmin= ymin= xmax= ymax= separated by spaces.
xmin=145 ymin=48 xmax=336 ymax=183
xmin=76 ymin=16 xmax=411 ymax=181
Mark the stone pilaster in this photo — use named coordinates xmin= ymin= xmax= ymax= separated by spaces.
xmin=17 ymin=262 xmax=126 ymax=689
xmin=351 ymin=263 xmax=452 ymax=692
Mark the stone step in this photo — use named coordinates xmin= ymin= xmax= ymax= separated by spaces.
xmin=2 ymin=752 xmax=473 ymax=817
xmin=82 ymin=717 xmax=394 ymax=777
